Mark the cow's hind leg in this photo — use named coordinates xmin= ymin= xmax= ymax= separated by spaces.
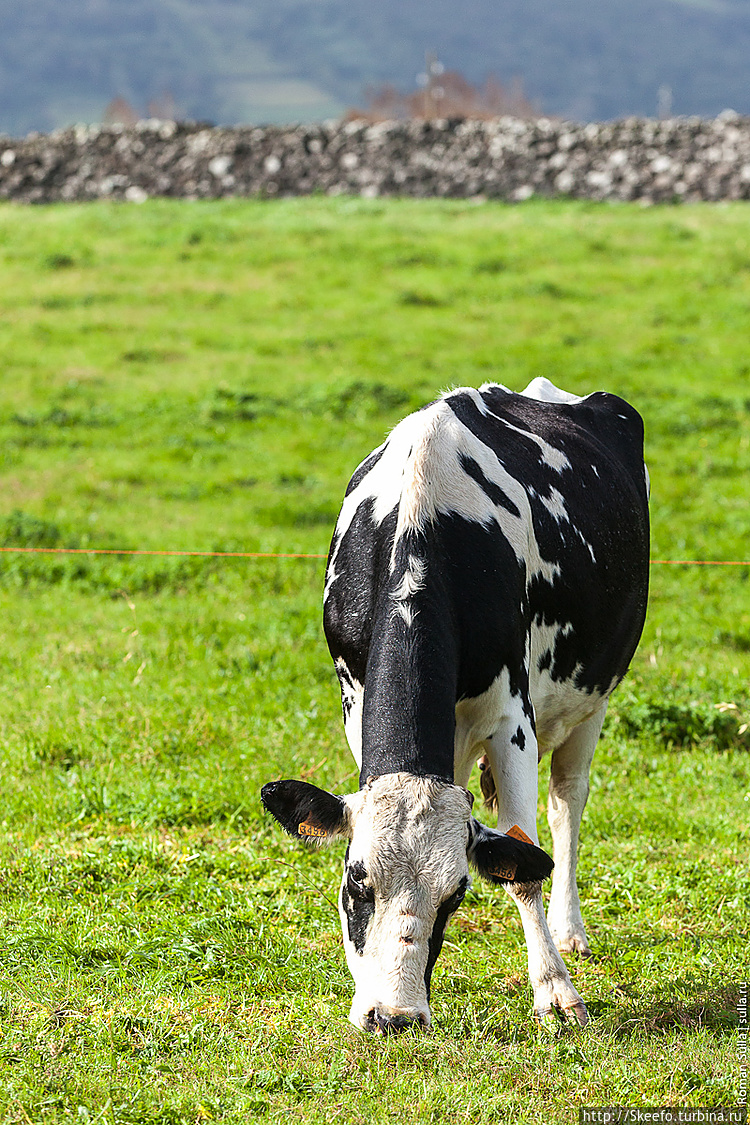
xmin=546 ymin=702 xmax=607 ymax=958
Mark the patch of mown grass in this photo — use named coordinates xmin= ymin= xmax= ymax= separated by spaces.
xmin=0 ymin=198 xmax=747 ymax=1122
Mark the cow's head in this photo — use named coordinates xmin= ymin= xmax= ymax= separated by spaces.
xmin=260 ymin=772 xmax=553 ymax=1033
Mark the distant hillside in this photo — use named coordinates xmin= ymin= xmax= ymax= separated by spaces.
xmin=2 ymin=0 xmax=750 ymax=135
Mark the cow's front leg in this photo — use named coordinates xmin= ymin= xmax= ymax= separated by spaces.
xmin=546 ymin=703 xmax=606 ymax=957
xmin=506 ymin=881 xmax=588 ymax=1026
xmin=488 ymin=716 xmax=588 ymax=1027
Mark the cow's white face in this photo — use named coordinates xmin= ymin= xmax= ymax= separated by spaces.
xmin=260 ymin=772 xmax=554 ymax=1034
xmin=338 ymin=775 xmax=472 ymax=1033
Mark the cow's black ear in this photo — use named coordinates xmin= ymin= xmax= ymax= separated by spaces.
xmin=468 ymin=818 xmax=553 ymax=885
xmin=260 ymin=780 xmax=351 ymax=844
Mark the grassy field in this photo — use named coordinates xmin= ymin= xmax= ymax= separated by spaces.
xmin=0 ymin=197 xmax=747 ymax=1124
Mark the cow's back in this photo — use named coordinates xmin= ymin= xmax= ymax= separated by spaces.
xmin=324 ymin=381 xmax=649 ymax=765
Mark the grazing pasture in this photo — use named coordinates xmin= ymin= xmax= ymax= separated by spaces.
xmin=0 ymin=197 xmax=747 ymax=1123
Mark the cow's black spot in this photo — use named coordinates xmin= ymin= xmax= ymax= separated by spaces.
xmin=341 ymin=854 xmax=375 ymax=955
xmin=521 ymin=687 xmax=536 ymax=727
xmin=424 ymin=876 xmax=468 ymax=999
xmin=346 ymin=860 xmax=375 ymax=903
xmin=458 ymin=453 xmax=521 ymax=517
xmin=337 ymin=662 xmax=356 ymax=690
xmin=324 ymin=500 xmax=398 ymax=691
xmin=538 ymin=648 xmax=552 ymax=673
xmin=511 ymin=726 xmax=526 ymax=751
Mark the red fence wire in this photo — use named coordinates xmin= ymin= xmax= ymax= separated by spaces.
xmin=649 ymin=559 xmax=749 ymax=567
xmin=0 ymin=547 xmax=747 ymax=565
xmin=0 ymin=547 xmax=327 ymax=559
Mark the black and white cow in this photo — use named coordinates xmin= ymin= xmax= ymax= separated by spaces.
xmin=262 ymin=377 xmax=649 ymax=1033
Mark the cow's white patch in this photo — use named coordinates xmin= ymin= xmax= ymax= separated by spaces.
xmin=323 ymin=559 xmax=338 ymax=601
xmin=325 ymin=389 xmax=577 ymax=591
xmin=392 ymin=554 xmax=427 ymax=601
xmin=576 ymin=526 xmax=597 ymax=563
xmin=393 ymin=602 xmax=415 ymax=627
xmin=391 ymin=554 xmax=426 ymax=626
xmin=335 ymin=657 xmax=364 ymax=767
xmin=452 ymin=618 xmax=611 ymax=786
xmin=324 ymin=411 xmax=424 ymax=583
xmin=454 ymin=667 xmax=516 ymax=784
xmin=453 ymin=667 xmax=539 ymax=834
xmin=540 ymin=486 xmax=569 ymax=524
xmin=340 ymin=775 xmax=472 ymax=1031
xmin=520 ymin=377 xmax=586 ymax=405
xmin=536 ymin=484 xmax=596 ymax=561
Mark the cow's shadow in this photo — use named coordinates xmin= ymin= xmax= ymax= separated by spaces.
xmin=580 ymin=973 xmax=739 ymax=1039
xmin=436 ymin=977 xmax=739 ymax=1043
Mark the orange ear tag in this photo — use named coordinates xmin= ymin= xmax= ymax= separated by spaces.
xmin=506 ymin=824 xmax=535 ymax=846
xmin=298 ymin=820 xmax=327 ymax=838
xmin=489 ymin=861 xmax=518 ymax=881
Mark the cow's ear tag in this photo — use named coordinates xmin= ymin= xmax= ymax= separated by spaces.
xmin=298 ymin=819 xmax=327 ymax=839
xmin=488 ymin=825 xmax=535 ymax=878
xmin=506 ymin=823 xmax=535 ymax=846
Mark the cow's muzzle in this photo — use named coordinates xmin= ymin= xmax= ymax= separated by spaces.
xmin=362 ymin=1007 xmax=429 ymax=1035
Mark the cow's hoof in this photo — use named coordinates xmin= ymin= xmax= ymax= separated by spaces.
xmin=534 ymin=1006 xmax=563 ymax=1033
xmin=534 ymin=1000 xmax=589 ymax=1030
xmin=553 ymin=933 xmax=593 ymax=958
xmin=566 ymin=1000 xmax=589 ymax=1027
xmin=532 ymin=980 xmax=589 ymax=1030
xmin=549 ymin=923 xmax=592 ymax=958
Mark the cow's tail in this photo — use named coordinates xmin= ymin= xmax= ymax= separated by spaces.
xmin=478 ymin=751 xmax=498 ymax=812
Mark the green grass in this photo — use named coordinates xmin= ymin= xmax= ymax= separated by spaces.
xmin=0 ymin=197 xmax=747 ymax=1124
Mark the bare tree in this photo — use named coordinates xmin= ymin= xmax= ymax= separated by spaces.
xmin=348 ymin=56 xmax=539 ymax=122
xmin=103 ymin=97 xmax=139 ymax=126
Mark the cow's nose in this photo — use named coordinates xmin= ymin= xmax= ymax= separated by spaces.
xmin=365 ymin=1008 xmax=427 ymax=1035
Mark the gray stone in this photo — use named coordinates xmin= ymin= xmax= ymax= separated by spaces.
xmin=2 ymin=116 xmax=750 ymax=203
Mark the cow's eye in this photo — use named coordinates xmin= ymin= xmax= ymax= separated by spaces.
xmin=346 ymin=868 xmax=374 ymax=903
xmin=444 ymin=878 xmax=469 ymax=914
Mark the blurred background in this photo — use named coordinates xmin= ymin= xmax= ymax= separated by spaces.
xmin=3 ymin=0 xmax=750 ymax=136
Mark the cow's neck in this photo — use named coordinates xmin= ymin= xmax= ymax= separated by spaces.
xmin=358 ymin=606 xmax=457 ymax=787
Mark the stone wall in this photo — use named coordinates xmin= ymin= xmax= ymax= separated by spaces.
xmin=3 ymin=112 xmax=750 ymax=204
